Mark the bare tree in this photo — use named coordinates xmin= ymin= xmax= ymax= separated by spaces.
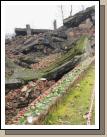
xmin=61 ymin=5 xmax=64 ymax=23
xmin=53 ymin=20 xmax=57 ymax=30
xmin=70 ymin=5 xmax=72 ymax=16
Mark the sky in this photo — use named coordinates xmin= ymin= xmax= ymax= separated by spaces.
xmin=5 ymin=4 xmax=94 ymax=34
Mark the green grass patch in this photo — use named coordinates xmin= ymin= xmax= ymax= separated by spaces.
xmin=43 ymin=64 xmax=95 ymax=125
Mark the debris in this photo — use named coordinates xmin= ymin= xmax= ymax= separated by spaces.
xmin=27 ymin=116 xmax=33 ymax=124
xmin=21 ymin=86 xmax=28 ymax=92
xmin=5 ymin=6 xmax=95 ymax=125
xmin=63 ymin=6 xmax=95 ymax=28
xmin=40 ymin=78 xmax=47 ymax=81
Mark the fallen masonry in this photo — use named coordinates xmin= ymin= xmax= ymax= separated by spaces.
xmin=5 ymin=6 xmax=95 ymax=125
xmin=5 ymin=36 xmax=90 ymax=90
xmin=11 ymin=57 xmax=95 ymax=125
xmin=5 ymin=79 xmax=55 ymax=124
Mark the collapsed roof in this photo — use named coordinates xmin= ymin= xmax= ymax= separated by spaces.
xmin=63 ymin=6 xmax=95 ymax=28
xmin=15 ymin=6 xmax=95 ymax=36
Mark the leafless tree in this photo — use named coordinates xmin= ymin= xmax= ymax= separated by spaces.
xmin=61 ymin=5 xmax=64 ymax=23
xmin=53 ymin=20 xmax=57 ymax=30
xmin=70 ymin=5 xmax=72 ymax=16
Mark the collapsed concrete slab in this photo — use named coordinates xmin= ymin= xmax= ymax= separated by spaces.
xmin=5 ymin=6 xmax=95 ymax=125
xmin=15 ymin=27 xmax=52 ymax=36
xmin=5 ymin=6 xmax=95 ymax=91
xmin=63 ymin=6 xmax=95 ymax=28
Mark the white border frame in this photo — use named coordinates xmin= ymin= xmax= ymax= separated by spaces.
xmin=1 ymin=1 xmax=99 ymax=129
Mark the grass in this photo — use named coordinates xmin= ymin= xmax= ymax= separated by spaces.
xmin=43 ymin=64 xmax=95 ymax=125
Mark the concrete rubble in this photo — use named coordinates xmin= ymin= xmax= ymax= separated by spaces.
xmin=6 ymin=6 xmax=95 ymax=86
xmin=5 ymin=6 xmax=95 ymax=124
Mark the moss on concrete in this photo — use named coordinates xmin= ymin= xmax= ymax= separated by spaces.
xmin=43 ymin=64 xmax=95 ymax=125
xmin=43 ymin=36 xmax=88 ymax=73
xmin=6 ymin=36 xmax=89 ymax=84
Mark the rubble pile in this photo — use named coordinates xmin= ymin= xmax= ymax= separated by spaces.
xmin=5 ymin=6 xmax=95 ymax=124
xmin=5 ymin=79 xmax=55 ymax=124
